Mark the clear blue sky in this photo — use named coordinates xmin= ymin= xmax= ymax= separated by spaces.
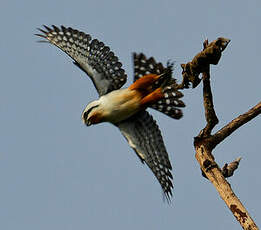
xmin=0 ymin=0 xmax=260 ymax=229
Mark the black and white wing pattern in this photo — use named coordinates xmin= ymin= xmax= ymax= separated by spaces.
xmin=116 ymin=110 xmax=173 ymax=201
xmin=36 ymin=25 xmax=127 ymax=96
xmin=133 ymin=53 xmax=166 ymax=82
xmin=133 ymin=53 xmax=185 ymax=120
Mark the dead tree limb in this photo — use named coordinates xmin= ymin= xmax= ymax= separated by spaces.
xmin=209 ymin=102 xmax=261 ymax=149
xmin=178 ymin=37 xmax=230 ymax=89
xmin=187 ymin=38 xmax=260 ymax=230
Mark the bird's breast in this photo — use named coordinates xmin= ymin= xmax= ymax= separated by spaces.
xmin=99 ymin=88 xmax=143 ymax=123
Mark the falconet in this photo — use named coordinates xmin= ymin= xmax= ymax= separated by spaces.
xmin=36 ymin=25 xmax=185 ymax=201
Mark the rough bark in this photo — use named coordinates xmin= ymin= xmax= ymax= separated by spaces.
xmin=187 ymin=38 xmax=260 ymax=229
xmin=194 ymin=143 xmax=258 ymax=230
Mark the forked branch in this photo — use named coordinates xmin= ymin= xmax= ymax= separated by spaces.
xmin=189 ymin=38 xmax=259 ymax=230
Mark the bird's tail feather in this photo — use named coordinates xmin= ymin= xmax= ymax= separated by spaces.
xmin=150 ymin=84 xmax=185 ymax=119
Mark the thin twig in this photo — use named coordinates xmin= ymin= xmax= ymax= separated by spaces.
xmin=209 ymin=101 xmax=261 ymax=149
xmin=221 ymin=157 xmax=242 ymax=178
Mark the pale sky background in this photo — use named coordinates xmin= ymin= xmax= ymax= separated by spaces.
xmin=0 ymin=0 xmax=260 ymax=229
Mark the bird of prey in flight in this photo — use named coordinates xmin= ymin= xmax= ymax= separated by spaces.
xmin=36 ymin=25 xmax=185 ymax=201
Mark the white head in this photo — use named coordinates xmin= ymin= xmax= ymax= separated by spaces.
xmin=81 ymin=100 xmax=103 ymax=126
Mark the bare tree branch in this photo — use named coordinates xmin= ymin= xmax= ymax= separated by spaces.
xmin=194 ymin=145 xmax=258 ymax=230
xmin=199 ymin=39 xmax=219 ymax=137
xmin=209 ymin=102 xmax=261 ymax=149
xmin=190 ymin=38 xmax=259 ymax=229
xmin=178 ymin=37 xmax=230 ymax=89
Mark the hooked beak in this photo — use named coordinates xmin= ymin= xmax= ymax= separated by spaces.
xmin=82 ymin=112 xmax=91 ymax=126
xmin=82 ymin=117 xmax=92 ymax=126
xmin=86 ymin=120 xmax=92 ymax=126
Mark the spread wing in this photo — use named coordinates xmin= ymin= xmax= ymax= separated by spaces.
xmin=133 ymin=53 xmax=185 ymax=120
xmin=133 ymin=52 xmax=167 ymax=82
xmin=116 ymin=110 xmax=173 ymax=201
xmin=36 ymin=25 xmax=127 ymax=96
